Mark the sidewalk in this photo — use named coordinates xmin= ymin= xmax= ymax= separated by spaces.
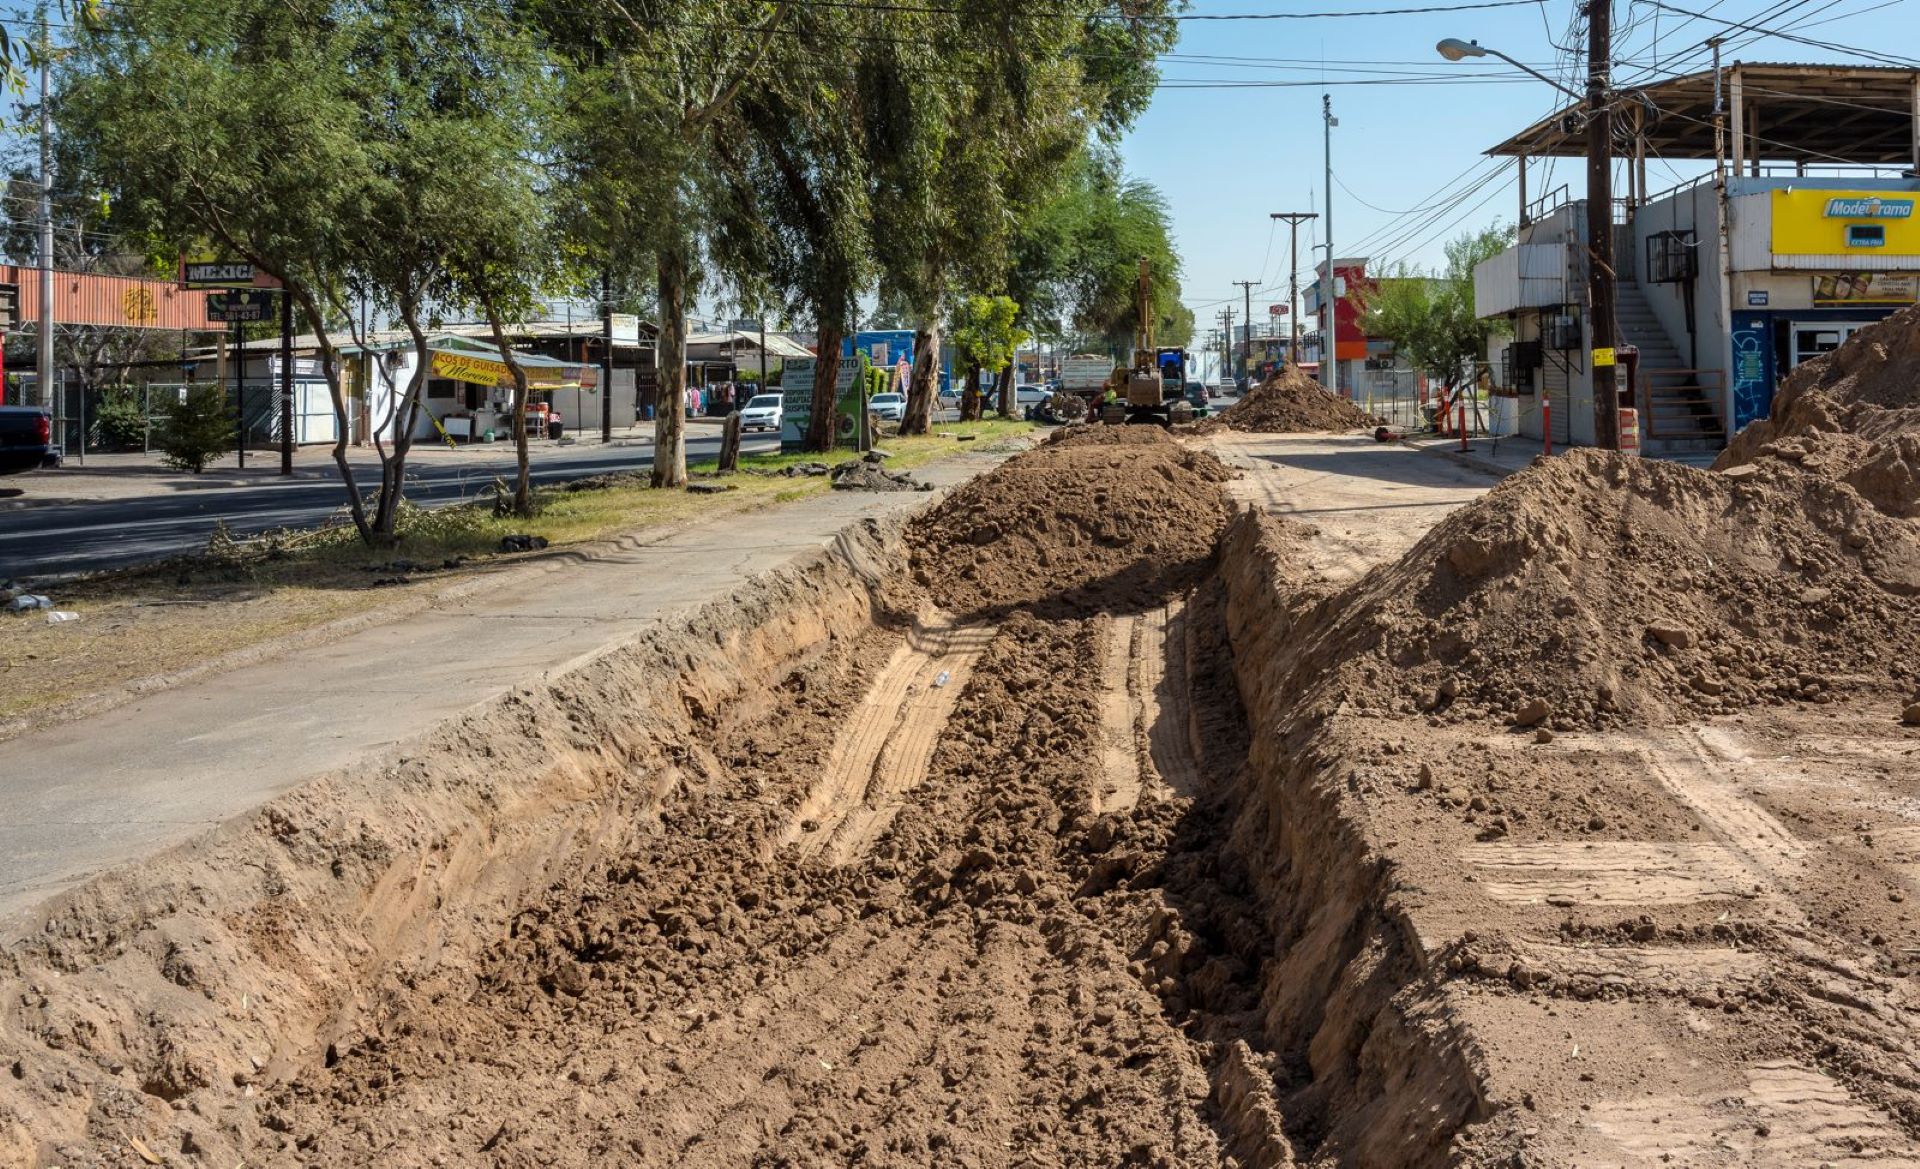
xmin=0 ymin=441 xmax=1021 ymax=922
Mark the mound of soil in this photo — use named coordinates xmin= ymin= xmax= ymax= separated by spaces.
xmin=1216 ymin=367 xmax=1381 ymax=433
xmin=907 ymin=427 xmax=1235 ymax=617
xmin=1296 ymin=450 xmax=1920 ymax=728
xmin=1716 ymin=305 xmax=1920 ymax=516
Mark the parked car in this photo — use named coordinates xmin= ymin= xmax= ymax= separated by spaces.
xmin=0 ymin=405 xmax=54 ymax=475
xmin=869 ymin=392 xmax=906 ymax=422
xmin=1183 ymin=383 xmax=1212 ymax=417
xmin=739 ymin=393 xmax=784 ymax=432
xmin=1014 ymin=385 xmax=1052 ymax=419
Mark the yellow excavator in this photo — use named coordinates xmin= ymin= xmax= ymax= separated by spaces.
xmin=1102 ymin=258 xmax=1193 ymax=427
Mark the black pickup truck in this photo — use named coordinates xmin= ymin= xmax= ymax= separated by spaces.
xmin=0 ymin=404 xmax=55 ymax=475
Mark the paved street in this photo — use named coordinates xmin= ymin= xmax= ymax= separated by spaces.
xmin=1 ymin=429 xmax=781 ymax=578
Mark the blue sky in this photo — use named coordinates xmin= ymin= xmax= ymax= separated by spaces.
xmin=1119 ymin=0 xmax=1911 ymax=335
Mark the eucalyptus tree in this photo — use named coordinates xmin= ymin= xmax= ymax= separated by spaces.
xmin=58 ymin=0 xmax=390 ymax=537
xmin=706 ymin=2 xmax=874 ymax=453
xmin=537 ymin=0 xmax=791 ymax=488
xmin=867 ymin=0 xmax=1178 ymax=434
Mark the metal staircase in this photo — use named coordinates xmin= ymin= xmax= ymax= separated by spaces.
xmin=1615 ymin=284 xmax=1726 ymax=454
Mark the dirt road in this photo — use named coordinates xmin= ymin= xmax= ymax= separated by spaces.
xmin=4 ymin=427 xmax=1917 ymax=1168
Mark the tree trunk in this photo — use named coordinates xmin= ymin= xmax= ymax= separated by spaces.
xmin=373 ymin=305 xmax=432 ymax=542
xmin=805 ymin=312 xmax=844 ymax=453
xmin=302 ymin=287 xmax=372 ymax=542
xmin=718 ymin=409 xmax=742 ymax=471
xmin=482 ymin=295 xmax=535 ymax=516
xmin=994 ymin=365 xmax=1014 ymax=418
xmin=960 ymin=362 xmax=982 ymax=422
xmin=652 ymin=245 xmax=689 ymax=489
xmin=900 ymin=315 xmax=940 ymax=435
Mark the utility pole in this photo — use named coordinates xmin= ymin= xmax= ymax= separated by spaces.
xmin=1322 ymin=94 xmax=1339 ymax=398
xmin=1233 ymin=280 xmax=1256 ymax=380
xmin=37 ymin=17 xmax=55 ymax=414
xmin=1270 ymin=213 xmax=1317 ymax=366
xmin=1586 ymin=0 xmax=1621 ymax=449
xmin=279 ymin=289 xmax=294 ymax=474
xmin=601 ymin=270 xmax=614 ymax=443
xmin=1220 ymin=306 xmax=1235 ymax=387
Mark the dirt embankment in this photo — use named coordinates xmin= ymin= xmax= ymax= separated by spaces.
xmin=1280 ymin=449 xmax=1920 ymax=730
xmin=1716 ymin=305 xmax=1920 ymax=516
xmin=1213 ymin=368 xmax=1382 ymax=433
xmin=907 ymin=425 xmax=1235 ymax=617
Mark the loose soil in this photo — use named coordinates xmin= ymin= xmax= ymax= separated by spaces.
xmin=1716 ymin=304 xmax=1920 ymax=517
xmin=1212 ymin=368 xmax=1381 ymax=433
xmin=5 ymin=425 xmax=1919 ymax=1167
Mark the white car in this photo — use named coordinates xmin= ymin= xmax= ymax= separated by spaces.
xmin=869 ymin=392 xmax=906 ymax=422
xmin=739 ymin=393 xmax=783 ymax=432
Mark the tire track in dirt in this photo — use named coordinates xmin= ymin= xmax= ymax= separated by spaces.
xmin=779 ymin=611 xmax=993 ymax=864
xmin=1138 ymin=599 xmax=1203 ymax=799
xmin=1093 ymin=614 xmax=1142 ymax=815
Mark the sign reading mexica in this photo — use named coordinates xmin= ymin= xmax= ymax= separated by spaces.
xmin=1773 ymin=190 xmax=1920 ymax=256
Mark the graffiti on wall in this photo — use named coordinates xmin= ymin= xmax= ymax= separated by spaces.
xmin=1729 ymin=317 xmax=1771 ymax=432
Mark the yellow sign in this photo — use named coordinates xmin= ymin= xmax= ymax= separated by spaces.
xmin=430 ymin=350 xmax=513 ymax=386
xmin=1592 ymin=347 xmax=1616 ymax=367
xmin=1772 ymin=189 xmax=1920 ymax=256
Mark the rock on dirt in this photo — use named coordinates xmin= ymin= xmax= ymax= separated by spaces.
xmin=906 ymin=426 xmax=1234 ymax=617
xmin=1281 ymin=448 xmax=1920 ymax=727
xmin=1715 ymin=304 xmax=1920 ymax=516
xmin=1209 ymin=367 xmax=1382 ymax=433
xmin=830 ymin=451 xmax=931 ymax=492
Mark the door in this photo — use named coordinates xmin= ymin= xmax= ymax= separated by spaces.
xmin=1788 ymin=322 xmax=1871 ymax=369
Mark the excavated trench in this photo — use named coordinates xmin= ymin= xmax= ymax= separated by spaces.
xmin=3 ymin=432 xmax=1478 ymax=1168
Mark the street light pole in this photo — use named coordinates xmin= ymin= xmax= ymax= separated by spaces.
xmin=1437 ymin=27 xmax=1618 ymax=449
xmin=1322 ymin=95 xmax=1339 ymax=398
xmin=1270 ymin=212 xmax=1317 ymax=366
xmin=37 ymin=17 xmax=55 ymax=414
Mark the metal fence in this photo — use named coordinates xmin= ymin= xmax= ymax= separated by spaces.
xmin=1353 ymin=368 xmax=1428 ymax=430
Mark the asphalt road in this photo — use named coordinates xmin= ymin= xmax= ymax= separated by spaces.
xmin=1 ymin=430 xmax=781 ymax=579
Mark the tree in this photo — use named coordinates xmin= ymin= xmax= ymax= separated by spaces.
xmin=158 ymin=383 xmax=233 ymax=473
xmin=1009 ymin=150 xmax=1191 ymax=360
xmin=1355 ymin=223 xmax=1515 ymax=395
xmin=60 ymin=0 xmax=388 ymax=539
xmin=538 ymin=0 xmax=792 ymax=489
xmin=948 ymin=295 xmax=1029 ymax=421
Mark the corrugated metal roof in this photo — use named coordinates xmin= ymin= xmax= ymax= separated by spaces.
xmin=1487 ymin=63 xmax=1920 ymax=161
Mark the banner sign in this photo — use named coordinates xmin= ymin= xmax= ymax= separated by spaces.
xmin=1774 ymin=190 xmax=1920 ymax=256
xmin=430 ymin=349 xmax=596 ymax=389
xmin=0 ymin=282 xmax=16 ymax=329
xmin=1812 ymin=273 xmax=1919 ymax=304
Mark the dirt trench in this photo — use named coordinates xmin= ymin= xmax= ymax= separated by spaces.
xmin=0 ymin=432 xmax=1473 ymax=1168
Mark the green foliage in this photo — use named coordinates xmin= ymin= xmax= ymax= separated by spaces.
xmin=91 ymin=389 xmax=145 ymax=450
xmin=948 ymin=295 xmax=1030 ymax=377
xmin=1356 ymin=224 xmax=1515 ymax=390
xmin=1012 ymin=151 xmax=1190 ymax=354
xmin=160 ymin=384 xmax=233 ymax=474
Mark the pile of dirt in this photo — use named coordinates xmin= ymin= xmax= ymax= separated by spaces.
xmin=905 ymin=426 xmax=1235 ymax=617
xmin=830 ymin=451 xmax=930 ymax=492
xmin=1289 ymin=450 xmax=1920 ymax=728
xmin=1215 ymin=366 xmax=1381 ymax=433
xmin=1716 ymin=305 xmax=1920 ymax=516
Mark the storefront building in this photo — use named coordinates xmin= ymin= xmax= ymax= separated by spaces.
xmin=1472 ymin=64 xmax=1920 ymax=454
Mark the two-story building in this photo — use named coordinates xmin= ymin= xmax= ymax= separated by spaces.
xmin=1473 ymin=63 xmax=1920 ymax=454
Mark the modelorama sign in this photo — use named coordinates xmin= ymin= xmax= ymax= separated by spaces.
xmin=1773 ymin=189 xmax=1920 ymax=256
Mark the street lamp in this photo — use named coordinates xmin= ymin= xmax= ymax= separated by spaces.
xmin=1434 ymin=38 xmax=1584 ymax=102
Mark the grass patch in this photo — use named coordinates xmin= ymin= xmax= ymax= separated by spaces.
xmin=0 ymin=418 xmax=1033 ymax=731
